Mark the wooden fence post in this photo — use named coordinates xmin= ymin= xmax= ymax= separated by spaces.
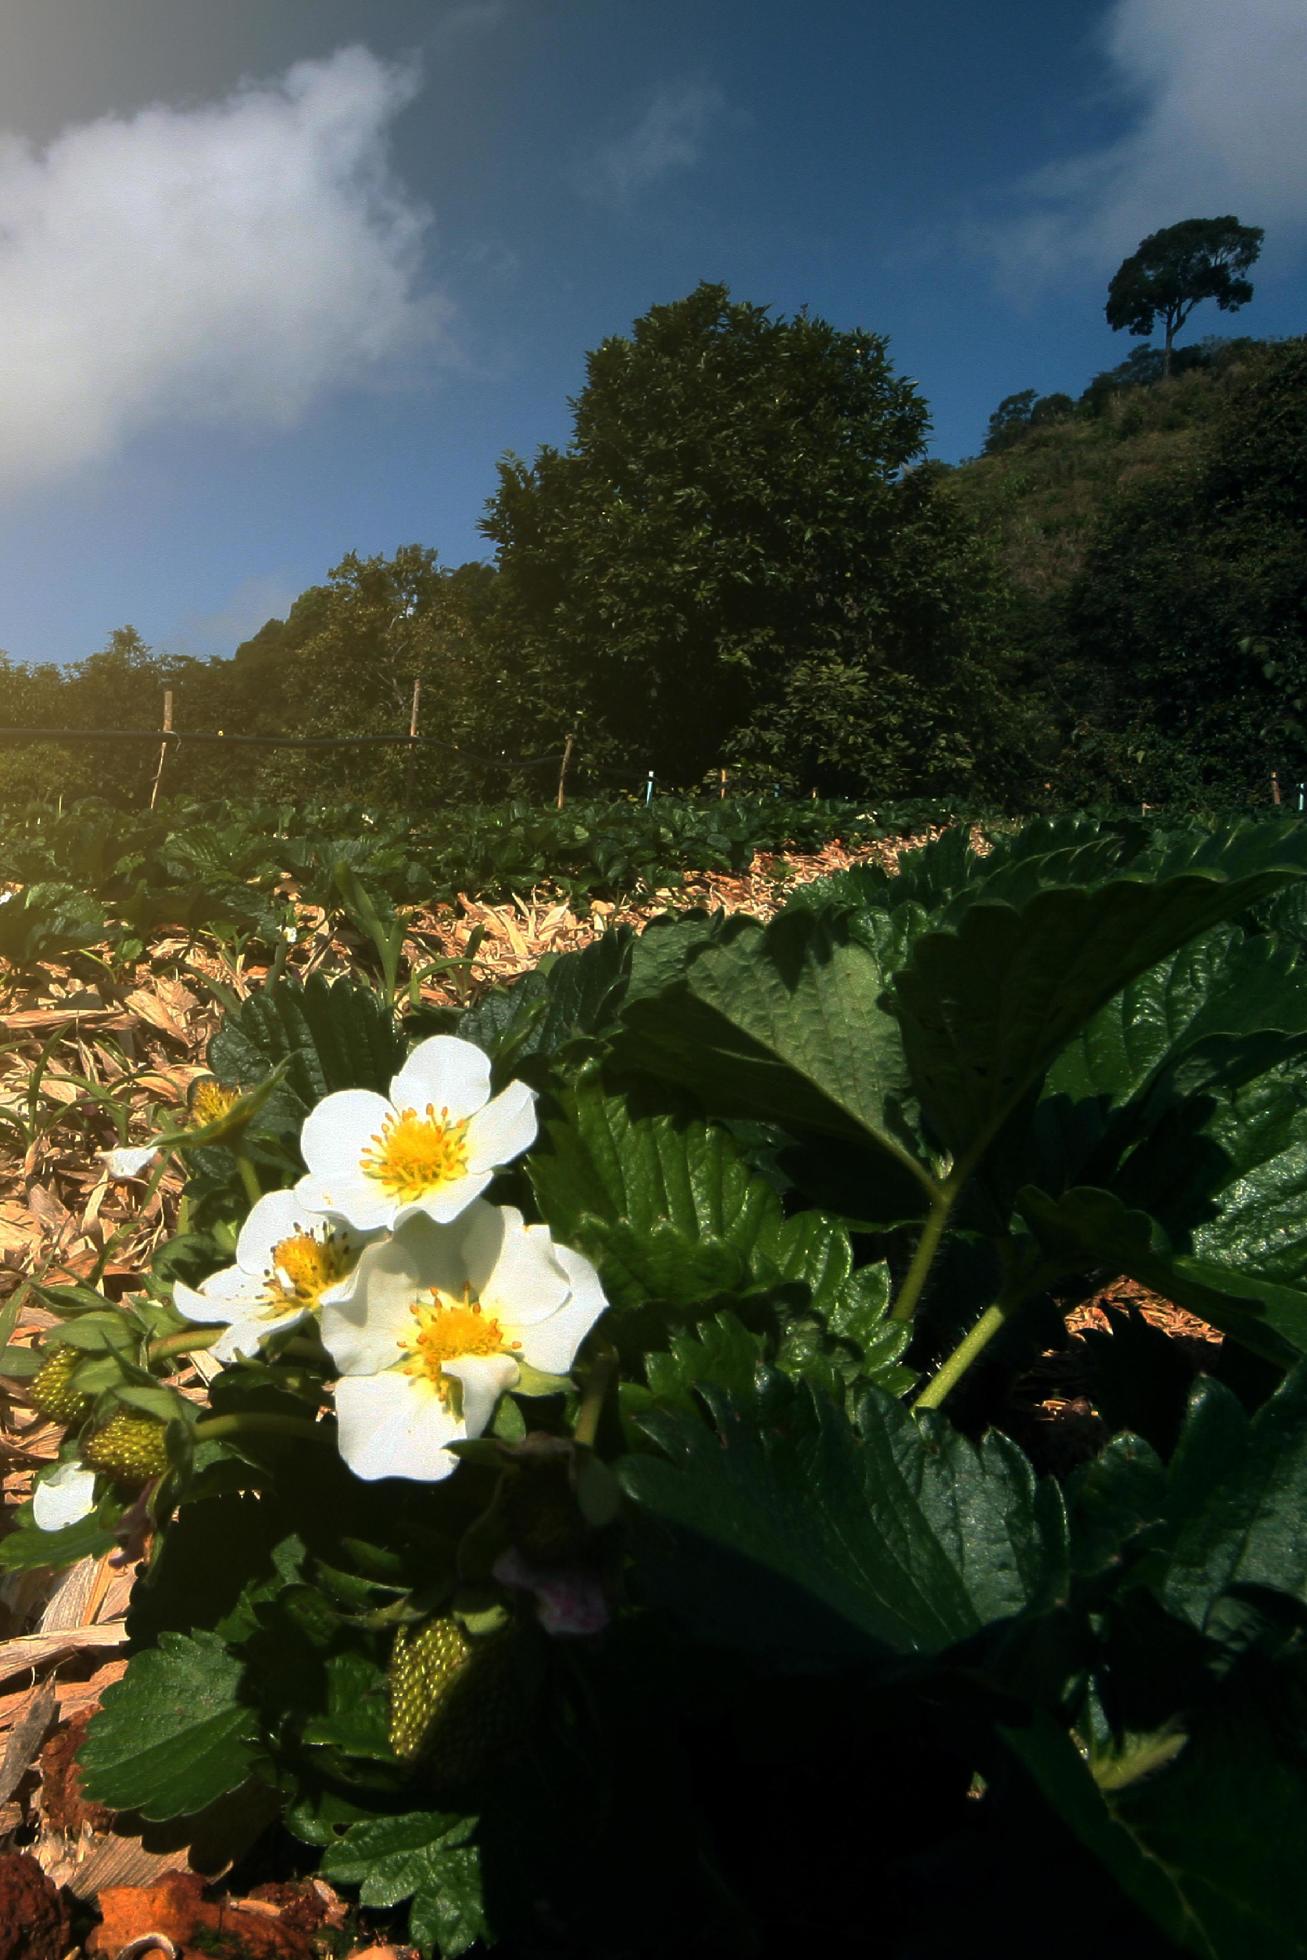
xmin=404 ymin=675 xmax=422 ymax=807
xmin=556 ymin=730 xmax=576 ymax=810
xmin=149 ymin=689 xmax=173 ymax=810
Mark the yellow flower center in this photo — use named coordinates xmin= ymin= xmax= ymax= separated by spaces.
xmin=191 ymin=1080 xmax=241 ymax=1127
xmin=361 ymin=1104 xmax=471 ymax=1200
xmin=401 ymin=1288 xmax=518 ymax=1403
xmin=266 ymin=1229 xmax=354 ymax=1309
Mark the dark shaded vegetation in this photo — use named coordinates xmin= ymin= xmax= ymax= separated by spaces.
xmin=0 ymin=285 xmax=1302 ymax=817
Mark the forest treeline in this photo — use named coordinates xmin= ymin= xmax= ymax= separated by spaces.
xmin=1 ymin=283 xmax=1303 ymax=813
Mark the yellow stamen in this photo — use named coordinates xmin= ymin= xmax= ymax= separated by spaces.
xmin=400 ymin=1287 xmax=519 ymax=1404
xmin=265 ymin=1228 xmax=354 ymax=1309
xmin=361 ymin=1103 xmax=470 ymax=1201
xmin=191 ymin=1080 xmax=241 ymax=1127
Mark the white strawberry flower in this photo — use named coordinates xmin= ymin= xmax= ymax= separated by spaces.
xmin=32 ymin=1460 xmax=98 ymax=1532
xmin=319 ymin=1203 xmax=607 ymax=1483
xmin=295 ymin=1036 xmax=537 ymax=1233
xmin=172 ymin=1187 xmax=375 ymax=1363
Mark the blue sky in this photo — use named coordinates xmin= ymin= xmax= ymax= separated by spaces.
xmin=0 ymin=0 xmax=1304 ymax=667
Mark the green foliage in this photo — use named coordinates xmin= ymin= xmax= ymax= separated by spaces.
xmin=0 ymin=882 xmax=108 ymax=967
xmin=79 ymin=1630 xmax=265 ymax=1819
xmin=1105 ymin=216 xmax=1263 ymax=370
xmin=482 ymin=282 xmax=1027 ymax=798
xmin=1058 ymin=337 xmax=1307 ymax=803
xmin=32 ymin=807 xmax=1307 ymax=1959
xmin=621 ymin=1370 xmax=1067 ymax=1664
xmin=321 ymin=1811 xmax=488 ymax=1958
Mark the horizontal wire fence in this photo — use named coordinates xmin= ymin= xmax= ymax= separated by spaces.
xmin=0 ymin=722 xmax=733 ymax=806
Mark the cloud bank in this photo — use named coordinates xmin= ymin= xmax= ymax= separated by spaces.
xmin=0 ymin=46 xmax=444 ymax=497
xmin=588 ymin=80 xmax=726 ymax=204
xmin=981 ymin=0 xmax=1307 ymax=290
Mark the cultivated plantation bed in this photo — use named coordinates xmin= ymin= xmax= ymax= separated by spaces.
xmin=2 ymin=810 xmax=1307 ymax=1959
xmin=0 ymin=827 xmax=923 ymax=1954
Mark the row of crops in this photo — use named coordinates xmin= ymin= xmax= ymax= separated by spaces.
xmin=5 ymin=807 xmax=1307 ymax=1956
xmin=0 ymin=792 xmax=956 ymax=975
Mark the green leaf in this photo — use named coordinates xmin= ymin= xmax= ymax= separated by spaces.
xmin=1018 ymin=1047 xmax=1307 ymax=1361
xmin=1028 ymin=925 xmax=1307 ymax=1195
xmin=895 ymin=829 xmax=1307 ymax=1161
xmin=613 ymin=907 xmax=933 ymax=1195
xmin=79 ymin=1630 xmax=264 ymax=1819
xmin=638 ymin=1310 xmax=767 ymax=1409
xmin=321 ymin=1810 xmax=487 ymax=1959
xmin=0 ymin=1498 xmax=119 ymax=1573
xmin=459 ymin=927 xmax=634 ymax=1072
xmin=1156 ymin=1367 xmax=1307 ymax=1634
xmin=209 ymin=973 xmax=407 ymax=1129
xmin=528 ymin=1075 xmax=781 ymax=1311
xmin=620 ymin=1371 xmax=1066 ymax=1664
xmin=1005 ymin=1705 xmax=1307 ymax=1958
xmin=1065 ymin=1363 xmax=1307 ymax=1633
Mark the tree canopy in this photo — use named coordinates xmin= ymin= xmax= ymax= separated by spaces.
xmin=481 ymin=281 xmax=1022 ymax=794
xmin=1105 ymin=217 xmax=1262 ymax=377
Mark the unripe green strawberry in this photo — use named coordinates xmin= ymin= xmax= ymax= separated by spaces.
xmin=388 ymin=1616 xmax=527 ymax=1782
xmin=82 ymin=1413 xmax=169 ymax=1483
xmin=29 ymin=1348 xmax=92 ymax=1427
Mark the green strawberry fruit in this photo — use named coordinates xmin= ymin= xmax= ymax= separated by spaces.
xmin=388 ymin=1615 xmax=529 ymax=1781
xmin=29 ymin=1348 xmax=92 ymax=1427
xmin=82 ymin=1413 xmax=170 ymax=1483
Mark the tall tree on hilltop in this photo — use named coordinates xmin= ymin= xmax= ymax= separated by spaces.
xmin=481 ymin=282 xmax=1017 ymax=791
xmin=1105 ymin=217 xmax=1263 ymax=378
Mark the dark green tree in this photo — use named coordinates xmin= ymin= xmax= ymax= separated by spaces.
xmin=482 ymin=282 xmax=1020 ymax=792
xmin=982 ymin=389 xmax=1039 ymax=455
xmin=1056 ymin=337 xmax=1307 ymax=802
xmin=1105 ymin=217 xmax=1262 ymax=378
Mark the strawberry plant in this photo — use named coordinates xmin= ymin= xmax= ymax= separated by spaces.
xmin=7 ymin=813 xmax=1307 ymax=1957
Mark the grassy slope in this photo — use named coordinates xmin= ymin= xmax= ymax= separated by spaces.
xmin=947 ymin=343 xmax=1268 ymax=606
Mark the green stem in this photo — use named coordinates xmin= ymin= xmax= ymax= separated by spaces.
xmin=235 ymin=1151 xmax=263 ymax=1208
xmin=573 ymin=1341 xmax=617 ymax=1449
xmin=890 ymin=1181 xmax=959 ymax=1324
xmin=147 ymin=1326 xmax=223 ymax=1363
xmin=193 ymin=1412 xmax=331 ymax=1444
xmin=912 ymin=1301 xmax=1012 ymax=1412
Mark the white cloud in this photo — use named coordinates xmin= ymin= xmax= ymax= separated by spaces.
xmin=0 ymin=46 xmax=447 ymax=497
xmin=980 ymin=0 xmax=1307 ymax=291
xmin=587 ymin=80 xmax=726 ymax=204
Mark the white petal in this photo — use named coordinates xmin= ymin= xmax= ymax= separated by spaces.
xmin=173 ymin=1264 xmax=257 ymax=1326
xmin=395 ymin=1168 xmax=493 ymax=1229
xmin=333 ymin=1371 xmax=463 ymax=1481
xmin=390 ymin=1036 xmax=491 ymax=1124
xmin=319 ymin=1229 xmax=441 ymax=1376
xmin=442 ymin=1351 xmax=520 ymax=1437
xmin=512 ymin=1244 xmax=608 ymax=1376
xmin=295 ymin=1170 xmax=395 ymax=1234
xmin=470 ymin=1206 xmax=570 ymax=1326
xmin=299 ymin=1089 xmax=392 ymax=1179
xmin=212 ymin=1305 xmax=307 ymax=1363
xmin=464 ymin=1080 xmax=538 ymax=1175
xmin=101 ymin=1143 xmax=160 ymax=1179
xmin=233 ymin=1187 xmax=321 ymax=1274
xmin=32 ymin=1462 xmax=98 ymax=1532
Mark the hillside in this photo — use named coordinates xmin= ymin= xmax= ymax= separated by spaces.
xmin=948 ymin=337 xmax=1267 ymax=604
